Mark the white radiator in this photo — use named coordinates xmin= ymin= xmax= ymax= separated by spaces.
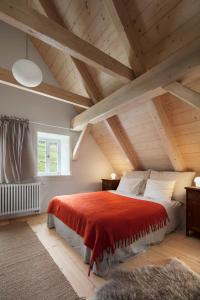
xmin=0 ymin=183 xmax=40 ymax=216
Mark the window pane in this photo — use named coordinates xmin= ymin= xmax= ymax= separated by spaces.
xmin=38 ymin=140 xmax=46 ymax=173
xmin=49 ymin=142 xmax=59 ymax=173
xmin=37 ymin=132 xmax=70 ymax=176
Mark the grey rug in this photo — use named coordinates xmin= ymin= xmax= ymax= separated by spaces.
xmin=0 ymin=222 xmax=84 ymax=300
xmin=92 ymin=258 xmax=200 ymax=300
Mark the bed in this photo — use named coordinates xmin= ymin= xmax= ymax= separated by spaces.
xmin=47 ymin=170 xmax=195 ymax=277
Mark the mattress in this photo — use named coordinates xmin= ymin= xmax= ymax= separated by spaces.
xmin=47 ymin=191 xmax=181 ymax=276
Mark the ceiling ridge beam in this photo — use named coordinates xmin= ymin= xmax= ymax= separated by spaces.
xmin=147 ymin=97 xmax=186 ymax=171
xmin=72 ymin=37 xmax=200 ymax=130
xmin=0 ymin=66 xmax=92 ymax=109
xmin=0 ymin=0 xmax=134 ymax=83
xmin=103 ymin=0 xmax=145 ymax=76
xmin=164 ymin=81 xmax=200 ymax=110
xmin=37 ymin=0 xmax=142 ymax=170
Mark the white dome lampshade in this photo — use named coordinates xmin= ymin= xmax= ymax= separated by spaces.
xmin=12 ymin=59 xmax=43 ymax=88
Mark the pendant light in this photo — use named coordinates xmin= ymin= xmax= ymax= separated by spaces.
xmin=12 ymin=32 xmax=43 ymax=88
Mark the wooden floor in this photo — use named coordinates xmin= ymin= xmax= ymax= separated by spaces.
xmin=1 ymin=214 xmax=200 ymax=299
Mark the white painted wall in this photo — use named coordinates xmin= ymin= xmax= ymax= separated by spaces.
xmin=0 ymin=21 xmax=57 ymax=85
xmin=0 ymin=22 xmax=113 ymax=212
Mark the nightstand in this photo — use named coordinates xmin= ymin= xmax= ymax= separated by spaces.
xmin=185 ymin=187 xmax=200 ymax=237
xmin=102 ymin=179 xmax=120 ymax=191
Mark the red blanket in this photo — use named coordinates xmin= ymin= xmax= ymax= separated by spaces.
xmin=48 ymin=191 xmax=169 ymax=274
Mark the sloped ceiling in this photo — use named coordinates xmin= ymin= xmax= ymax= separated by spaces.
xmin=31 ymin=0 xmax=200 ymax=175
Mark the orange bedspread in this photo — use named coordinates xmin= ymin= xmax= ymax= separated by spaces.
xmin=48 ymin=191 xmax=169 ymax=274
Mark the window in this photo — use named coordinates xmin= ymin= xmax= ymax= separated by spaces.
xmin=37 ymin=132 xmax=70 ymax=176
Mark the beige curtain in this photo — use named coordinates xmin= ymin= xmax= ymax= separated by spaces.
xmin=0 ymin=115 xmax=34 ymax=183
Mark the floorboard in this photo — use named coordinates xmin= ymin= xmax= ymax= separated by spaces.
xmin=1 ymin=213 xmax=200 ymax=299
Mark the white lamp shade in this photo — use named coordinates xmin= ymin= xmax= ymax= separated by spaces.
xmin=110 ymin=173 xmax=117 ymax=180
xmin=194 ymin=177 xmax=200 ymax=187
xmin=12 ymin=59 xmax=43 ymax=87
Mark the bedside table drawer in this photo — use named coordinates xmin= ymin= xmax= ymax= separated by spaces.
xmin=185 ymin=187 xmax=200 ymax=236
xmin=187 ymin=189 xmax=200 ymax=202
xmin=187 ymin=201 xmax=200 ymax=229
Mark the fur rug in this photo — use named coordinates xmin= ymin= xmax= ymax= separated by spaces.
xmin=92 ymin=258 xmax=200 ymax=300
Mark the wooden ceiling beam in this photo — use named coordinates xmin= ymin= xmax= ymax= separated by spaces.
xmin=0 ymin=67 xmax=92 ymax=109
xmin=32 ymin=0 xmax=97 ymax=162
xmin=72 ymin=38 xmax=200 ymax=130
xmin=36 ymin=0 xmax=101 ymax=104
xmin=103 ymin=0 xmax=145 ymax=76
xmin=106 ymin=116 xmax=144 ymax=170
xmin=71 ymin=61 xmax=143 ymax=168
xmin=0 ymin=0 xmax=134 ymax=83
xmin=102 ymin=0 xmax=148 ymax=169
xmin=73 ymin=125 xmax=92 ymax=161
xmin=164 ymin=81 xmax=200 ymax=110
xmin=37 ymin=0 xmax=142 ymax=169
xmin=70 ymin=58 xmax=102 ymax=104
xmin=71 ymin=61 xmax=143 ymax=167
xmin=147 ymin=97 xmax=185 ymax=171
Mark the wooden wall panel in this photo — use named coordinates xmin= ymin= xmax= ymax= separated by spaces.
xmin=117 ymin=101 xmax=173 ymax=171
xmin=164 ymin=94 xmax=200 ymax=171
xmin=91 ymin=122 xmax=133 ymax=175
xmin=125 ymin=0 xmax=200 ymax=69
xmin=126 ymin=0 xmax=181 ymax=37
xmin=145 ymin=13 xmax=200 ymax=69
xmin=139 ymin=0 xmax=199 ymax=52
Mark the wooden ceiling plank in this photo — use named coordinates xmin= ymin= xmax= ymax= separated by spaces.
xmin=0 ymin=0 xmax=134 ymax=83
xmin=72 ymin=38 xmax=200 ymax=130
xmin=0 ymin=67 xmax=92 ymax=109
xmin=147 ymin=97 xmax=186 ymax=171
xmin=164 ymin=81 xmax=200 ymax=110
xmin=103 ymin=0 xmax=145 ymax=76
xmin=36 ymin=0 xmax=66 ymax=27
xmin=37 ymin=0 xmax=142 ymax=169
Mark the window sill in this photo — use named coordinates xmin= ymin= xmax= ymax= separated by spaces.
xmin=35 ymin=175 xmax=72 ymax=182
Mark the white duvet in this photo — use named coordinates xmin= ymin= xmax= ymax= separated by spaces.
xmin=109 ymin=190 xmax=181 ymax=250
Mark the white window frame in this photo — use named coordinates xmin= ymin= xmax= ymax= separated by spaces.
xmin=36 ymin=131 xmax=71 ymax=178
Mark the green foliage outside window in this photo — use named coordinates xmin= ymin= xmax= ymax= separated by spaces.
xmin=37 ymin=139 xmax=60 ymax=175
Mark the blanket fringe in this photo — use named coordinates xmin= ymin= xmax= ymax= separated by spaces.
xmin=88 ymin=216 xmax=169 ymax=275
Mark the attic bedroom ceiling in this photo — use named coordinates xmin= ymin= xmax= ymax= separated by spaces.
xmin=1 ymin=0 xmax=200 ymax=175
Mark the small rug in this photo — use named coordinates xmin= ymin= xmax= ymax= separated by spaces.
xmin=92 ymin=258 xmax=200 ymax=300
xmin=0 ymin=222 xmax=84 ymax=300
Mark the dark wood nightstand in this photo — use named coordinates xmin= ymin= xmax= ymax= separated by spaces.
xmin=102 ymin=179 xmax=120 ymax=191
xmin=185 ymin=186 xmax=200 ymax=237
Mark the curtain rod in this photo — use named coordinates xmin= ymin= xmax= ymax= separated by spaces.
xmin=29 ymin=120 xmax=80 ymax=132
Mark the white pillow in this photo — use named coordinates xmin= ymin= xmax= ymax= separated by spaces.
xmin=144 ymin=179 xmax=176 ymax=202
xmin=117 ymin=177 xmax=143 ymax=194
xmin=124 ymin=170 xmax=151 ymax=194
xmin=150 ymin=171 xmax=195 ymax=203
